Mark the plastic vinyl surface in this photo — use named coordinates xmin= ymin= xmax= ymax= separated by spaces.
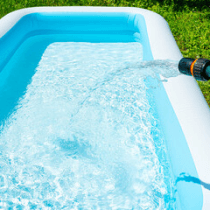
xmin=0 ymin=7 xmax=210 ymax=209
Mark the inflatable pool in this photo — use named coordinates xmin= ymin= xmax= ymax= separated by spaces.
xmin=0 ymin=7 xmax=210 ymax=209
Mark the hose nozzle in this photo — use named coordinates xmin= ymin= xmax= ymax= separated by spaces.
xmin=178 ymin=58 xmax=210 ymax=81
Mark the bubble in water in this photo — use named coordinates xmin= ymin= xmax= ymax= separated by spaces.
xmin=0 ymin=42 xmax=177 ymax=209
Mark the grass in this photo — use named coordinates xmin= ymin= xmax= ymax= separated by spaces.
xmin=0 ymin=0 xmax=210 ymax=105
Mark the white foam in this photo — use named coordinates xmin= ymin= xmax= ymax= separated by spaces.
xmin=0 ymin=42 xmax=178 ymax=209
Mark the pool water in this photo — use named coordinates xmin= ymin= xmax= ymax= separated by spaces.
xmin=0 ymin=42 xmax=180 ymax=209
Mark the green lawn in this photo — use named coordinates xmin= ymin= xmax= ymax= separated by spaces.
xmin=0 ymin=0 xmax=210 ymax=105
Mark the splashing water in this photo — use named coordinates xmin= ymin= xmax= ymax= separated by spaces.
xmin=0 ymin=43 xmax=180 ymax=209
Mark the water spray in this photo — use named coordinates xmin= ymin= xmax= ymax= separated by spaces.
xmin=178 ymin=58 xmax=210 ymax=81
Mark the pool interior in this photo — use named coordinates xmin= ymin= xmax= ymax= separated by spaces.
xmin=0 ymin=12 xmax=203 ymax=209
xmin=0 ymin=40 xmax=175 ymax=209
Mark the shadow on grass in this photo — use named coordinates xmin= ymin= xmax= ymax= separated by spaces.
xmin=173 ymin=0 xmax=209 ymax=11
xmin=126 ymin=0 xmax=209 ymax=11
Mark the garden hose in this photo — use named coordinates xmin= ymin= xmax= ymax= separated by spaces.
xmin=178 ymin=58 xmax=210 ymax=81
